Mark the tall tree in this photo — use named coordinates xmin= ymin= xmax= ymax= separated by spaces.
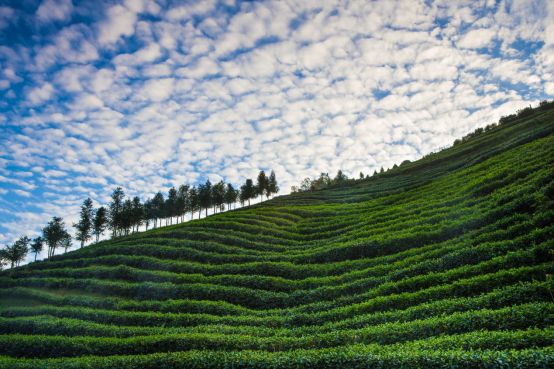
xmin=199 ymin=180 xmax=212 ymax=217
xmin=121 ymin=199 xmax=133 ymax=235
xmin=43 ymin=217 xmax=70 ymax=258
xmin=267 ymin=170 xmax=279 ymax=198
xmin=189 ymin=186 xmax=200 ymax=220
xmin=166 ymin=187 xmax=178 ymax=225
xmin=30 ymin=236 xmax=44 ymax=262
xmin=92 ymin=206 xmax=108 ymax=243
xmin=152 ymin=192 xmax=165 ymax=228
xmin=256 ymin=170 xmax=268 ymax=201
xmin=211 ymin=181 xmax=226 ymax=213
xmin=131 ymin=196 xmax=144 ymax=232
xmin=224 ymin=183 xmax=238 ymax=210
xmin=240 ymin=179 xmax=255 ymax=206
xmin=143 ymin=199 xmax=153 ymax=231
xmin=109 ymin=187 xmax=125 ymax=238
xmin=177 ymin=184 xmax=190 ymax=223
xmin=74 ymin=198 xmax=94 ymax=248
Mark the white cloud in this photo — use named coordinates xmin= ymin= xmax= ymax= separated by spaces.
xmin=36 ymin=0 xmax=73 ymax=22
xmin=458 ymin=28 xmax=496 ymax=49
xmin=1 ymin=0 xmax=552 ymax=249
xmin=98 ymin=4 xmax=138 ymax=45
xmin=27 ymin=83 xmax=55 ymax=105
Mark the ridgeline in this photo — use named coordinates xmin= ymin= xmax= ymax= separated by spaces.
xmin=0 ymin=103 xmax=553 ymax=368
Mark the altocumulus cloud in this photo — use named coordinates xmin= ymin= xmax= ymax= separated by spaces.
xmin=0 ymin=0 xmax=552 ymax=254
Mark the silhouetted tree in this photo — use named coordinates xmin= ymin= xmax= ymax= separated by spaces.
xmin=3 ymin=236 xmax=30 ymax=268
xmin=177 ymin=185 xmax=190 ymax=222
xmin=92 ymin=206 xmax=108 ymax=243
xmin=131 ymin=196 xmax=144 ymax=232
xmin=109 ymin=187 xmax=125 ymax=237
xmin=333 ymin=170 xmax=348 ymax=185
xmin=257 ymin=170 xmax=268 ymax=201
xmin=199 ymin=180 xmax=212 ymax=217
xmin=240 ymin=179 xmax=255 ymax=206
xmin=189 ymin=186 xmax=200 ymax=219
xmin=224 ymin=183 xmax=238 ymax=210
xmin=144 ymin=199 xmax=154 ymax=231
xmin=42 ymin=217 xmax=70 ymax=258
xmin=152 ymin=192 xmax=165 ymax=228
xmin=212 ymin=181 xmax=226 ymax=213
xmin=74 ymin=198 xmax=94 ymax=248
xmin=121 ymin=199 xmax=133 ymax=235
xmin=30 ymin=236 xmax=44 ymax=261
xmin=267 ymin=170 xmax=279 ymax=198
xmin=166 ymin=187 xmax=178 ymax=225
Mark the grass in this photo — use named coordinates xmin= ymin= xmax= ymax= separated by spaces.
xmin=0 ymin=105 xmax=553 ymax=368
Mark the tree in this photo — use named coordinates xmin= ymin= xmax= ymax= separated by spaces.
xmin=359 ymin=172 xmax=364 ymax=179
xmin=177 ymin=185 xmax=190 ymax=222
xmin=3 ymin=236 xmax=30 ymax=268
xmin=131 ymin=196 xmax=144 ymax=232
xmin=109 ymin=187 xmax=125 ymax=238
xmin=199 ymin=180 xmax=212 ymax=217
xmin=189 ymin=187 xmax=200 ymax=220
xmin=211 ymin=181 xmax=226 ymax=213
xmin=43 ymin=217 xmax=71 ymax=258
xmin=256 ymin=171 xmax=268 ymax=201
xmin=152 ymin=192 xmax=165 ymax=228
xmin=121 ymin=199 xmax=133 ymax=235
xmin=143 ymin=199 xmax=153 ymax=231
xmin=92 ymin=206 xmax=108 ymax=243
xmin=267 ymin=170 xmax=279 ymax=198
xmin=333 ymin=170 xmax=348 ymax=185
xmin=74 ymin=198 xmax=94 ymax=248
xmin=166 ymin=187 xmax=178 ymax=225
xmin=240 ymin=179 xmax=255 ymax=206
xmin=224 ymin=183 xmax=238 ymax=210
xmin=30 ymin=236 xmax=44 ymax=262
xmin=61 ymin=235 xmax=72 ymax=254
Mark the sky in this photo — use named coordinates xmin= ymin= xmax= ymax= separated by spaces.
xmin=0 ymin=0 xmax=553 ymax=255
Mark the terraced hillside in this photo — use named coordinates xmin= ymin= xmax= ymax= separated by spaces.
xmin=1 ymin=105 xmax=553 ymax=368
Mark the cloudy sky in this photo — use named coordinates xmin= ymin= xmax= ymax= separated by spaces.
xmin=0 ymin=0 xmax=553 ymax=249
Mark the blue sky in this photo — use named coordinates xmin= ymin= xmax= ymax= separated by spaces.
xmin=0 ymin=0 xmax=553 ymax=254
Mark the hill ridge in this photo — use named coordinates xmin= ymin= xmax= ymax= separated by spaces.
xmin=0 ymin=104 xmax=553 ymax=368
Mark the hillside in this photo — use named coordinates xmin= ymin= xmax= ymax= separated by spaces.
xmin=1 ymin=105 xmax=553 ymax=368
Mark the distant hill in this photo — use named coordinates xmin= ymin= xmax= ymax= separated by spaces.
xmin=1 ymin=104 xmax=553 ymax=368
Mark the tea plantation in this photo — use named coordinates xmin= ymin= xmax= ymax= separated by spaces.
xmin=1 ymin=105 xmax=553 ymax=368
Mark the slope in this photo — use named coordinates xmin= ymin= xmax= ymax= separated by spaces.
xmin=0 ymin=105 xmax=553 ymax=369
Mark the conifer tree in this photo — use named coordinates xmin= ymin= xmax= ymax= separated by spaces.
xmin=109 ymin=187 xmax=125 ymax=237
xmin=189 ymin=186 xmax=200 ymax=220
xmin=224 ymin=183 xmax=238 ymax=210
xmin=199 ymin=180 xmax=212 ymax=217
xmin=267 ymin=170 xmax=279 ymax=198
xmin=92 ymin=206 xmax=108 ymax=243
xmin=152 ymin=192 xmax=165 ymax=228
xmin=257 ymin=170 xmax=268 ymax=201
xmin=240 ymin=179 xmax=255 ymax=206
xmin=74 ymin=198 xmax=94 ymax=248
